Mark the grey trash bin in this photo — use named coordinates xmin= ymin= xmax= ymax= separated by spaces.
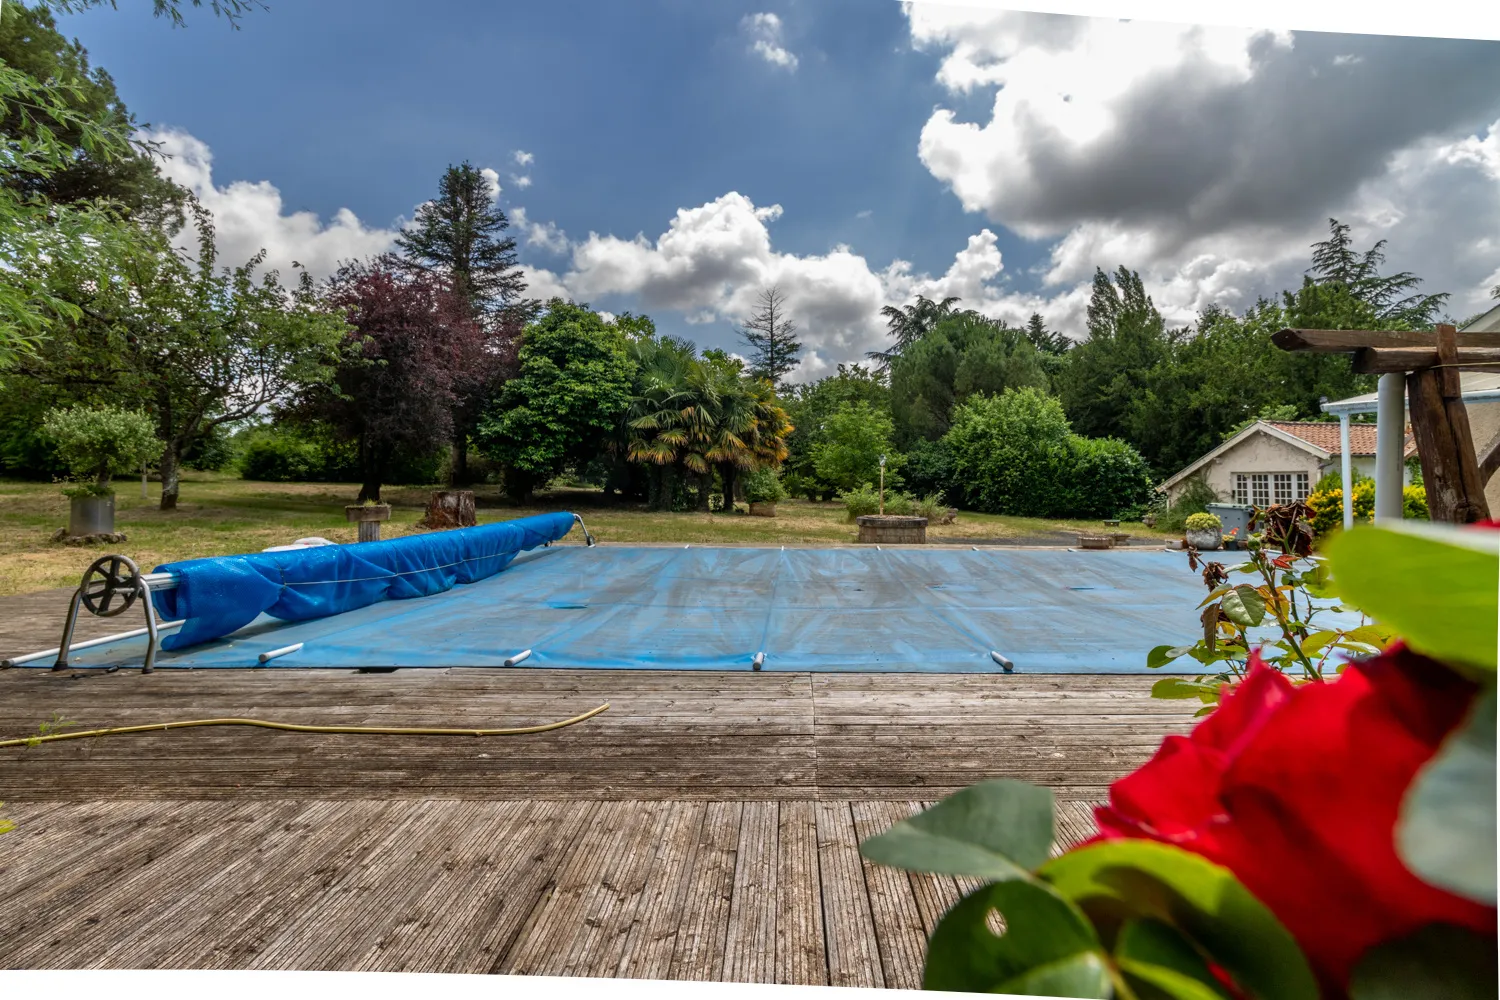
xmin=1206 ymin=503 xmax=1253 ymax=538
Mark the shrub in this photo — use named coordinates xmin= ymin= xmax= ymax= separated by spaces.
xmin=41 ymin=405 xmax=161 ymax=494
xmin=1185 ymin=511 xmax=1222 ymax=532
xmin=1065 ymin=435 xmax=1155 ymax=519
xmin=1403 ymin=484 xmax=1429 ymax=520
xmin=742 ymin=467 xmax=788 ymax=504
xmin=1156 ymin=478 xmax=1219 ymax=535
xmin=945 ymin=387 xmax=1073 ymax=516
xmin=899 ymin=437 xmax=954 ymax=499
xmin=1307 ymin=480 xmax=1376 ymax=535
xmin=240 ymin=430 xmax=325 ymax=482
xmin=912 ymin=492 xmax=947 ymax=521
xmin=839 ymin=482 xmax=882 ymax=520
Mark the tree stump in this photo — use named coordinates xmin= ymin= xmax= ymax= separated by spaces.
xmin=418 ymin=490 xmax=477 ymax=530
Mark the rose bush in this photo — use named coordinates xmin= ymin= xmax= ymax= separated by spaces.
xmin=1095 ymin=645 xmax=1494 ymax=995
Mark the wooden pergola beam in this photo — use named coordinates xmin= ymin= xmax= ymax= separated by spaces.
xmin=1273 ymin=323 xmax=1492 ymax=524
xmin=1352 ymin=346 xmax=1500 ymax=374
xmin=1272 ymin=328 xmax=1500 ymax=353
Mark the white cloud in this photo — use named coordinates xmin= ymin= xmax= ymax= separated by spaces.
xmin=511 ymin=174 xmax=533 ymax=189
xmin=145 ymin=127 xmax=400 ymax=280
xmin=903 ymin=7 xmax=1500 ymax=330
xmin=514 ymin=150 xmax=534 ymax=167
xmin=479 ymin=167 xmax=502 ymax=203
xmin=856 ymin=209 xmax=873 ymax=219
xmin=510 ymin=206 xmax=570 ymax=255
xmin=742 ymin=12 xmax=798 ymax=70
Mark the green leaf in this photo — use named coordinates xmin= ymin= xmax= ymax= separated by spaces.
xmin=1040 ymin=840 xmax=1318 ymax=1000
xmin=1349 ymin=923 xmax=1499 ymax=1000
xmin=922 ymin=878 xmax=1109 ymax=997
xmin=1397 ymin=685 xmax=1496 ymax=906
xmin=1116 ymin=918 xmax=1234 ymax=1000
xmin=1197 ymin=587 xmax=1231 ymax=609
xmin=1152 ymin=677 xmax=1222 ymax=701
xmin=1323 ymin=523 xmax=1499 ymax=673
xmin=1220 ymin=585 xmax=1266 ymax=627
xmin=858 ymin=779 xmax=1054 ymax=879
xmin=1343 ymin=623 xmax=1398 ymax=651
xmin=1299 ymin=630 xmax=1341 ymax=656
xmin=1148 ymin=644 xmax=1194 ymax=670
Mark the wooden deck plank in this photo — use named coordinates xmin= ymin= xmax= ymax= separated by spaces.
xmin=774 ymin=800 xmax=827 ymax=986
xmin=666 ymin=801 xmax=741 ymax=982
xmin=722 ymin=801 xmax=778 ymax=984
xmin=815 ymin=801 xmax=883 ymax=989
xmin=850 ymin=801 xmax=931 ymax=991
xmin=613 ymin=801 xmax=704 ymax=981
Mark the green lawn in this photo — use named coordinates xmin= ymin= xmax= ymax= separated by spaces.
xmin=0 ymin=473 xmax=1175 ymax=596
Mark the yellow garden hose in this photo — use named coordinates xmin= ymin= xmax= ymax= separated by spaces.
xmin=0 ymin=702 xmax=610 ymax=748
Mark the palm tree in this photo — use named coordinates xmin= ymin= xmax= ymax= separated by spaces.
xmin=866 ymin=295 xmax=961 ymax=372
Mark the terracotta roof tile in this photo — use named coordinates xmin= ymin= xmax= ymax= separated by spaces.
xmin=1265 ymin=421 xmax=1417 ymax=458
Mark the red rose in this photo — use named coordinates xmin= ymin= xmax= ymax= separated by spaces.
xmin=1092 ymin=648 xmax=1496 ymax=996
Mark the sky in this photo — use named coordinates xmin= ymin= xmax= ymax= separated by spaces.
xmin=60 ymin=0 xmax=1500 ymax=382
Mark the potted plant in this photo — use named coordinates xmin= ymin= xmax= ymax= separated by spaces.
xmin=1184 ymin=510 xmax=1223 ymax=550
xmin=41 ymin=405 xmax=161 ymax=540
xmin=743 ymin=467 xmax=787 ymax=517
xmin=346 ymin=497 xmax=392 ymax=541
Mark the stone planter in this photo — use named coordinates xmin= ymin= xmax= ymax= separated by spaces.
xmin=857 ymin=514 xmax=927 ymax=544
xmin=346 ymin=503 xmax=392 ymax=543
xmin=1077 ymin=534 xmax=1114 ymax=550
xmin=1185 ymin=527 xmax=1222 ymax=550
xmin=68 ymin=494 xmax=116 ymax=536
xmin=1110 ymin=532 xmax=1132 ymax=546
xmin=748 ymin=501 xmax=777 ymax=517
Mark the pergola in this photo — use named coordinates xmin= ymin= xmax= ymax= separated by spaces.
xmin=1273 ymin=310 xmax=1500 ymax=526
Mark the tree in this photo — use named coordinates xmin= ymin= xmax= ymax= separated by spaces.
xmin=1305 ymin=218 xmax=1448 ymax=328
xmin=782 ymin=363 xmax=889 ymax=499
xmin=867 ymin=295 xmax=960 ymax=372
xmin=41 ymin=404 xmax=159 ymax=493
xmin=1056 ymin=266 xmax=1172 ymax=450
xmin=811 ymin=401 xmax=899 ymax=494
xmin=292 ymin=257 xmax=477 ymax=502
xmin=0 ymin=3 xmax=185 ymax=225
xmin=477 ymin=300 xmax=636 ymax=502
xmin=946 ymin=387 xmax=1075 ymax=517
xmin=18 ymin=207 xmax=349 ymax=509
xmin=397 ymin=161 xmax=532 ymax=484
xmin=1024 ymin=312 xmax=1069 ymax=355
xmin=737 ymin=285 xmax=802 ymax=388
xmin=889 ymin=311 xmax=1047 ymax=447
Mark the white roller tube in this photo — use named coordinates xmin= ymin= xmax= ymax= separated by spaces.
xmin=257 ymin=643 xmax=304 ymax=664
xmin=752 ymin=651 xmax=765 ymax=671
xmin=504 ymin=649 xmax=532 ymax=667
xmin=2 ymin=620 xmax=185 ymax=668
xmin=989 ymin=651 xmax=1014 ymax=672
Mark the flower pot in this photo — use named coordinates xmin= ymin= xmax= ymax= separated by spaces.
xmin=1185 ymin=527 xmax=1222 ymax=550
xmin=748 ymin=502 xmax=777 ymax=517
xmin=346 ymin=503 xmax=392 ymax=542
xmin=69 ymin=494 xmax=116 ymax=536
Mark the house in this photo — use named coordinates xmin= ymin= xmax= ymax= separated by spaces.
xmin=1160 ymin=419 xmax=1417 ymax=506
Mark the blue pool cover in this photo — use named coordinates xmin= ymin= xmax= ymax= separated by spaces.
xmin=46 ymin=538 xmax=1362 ymax=674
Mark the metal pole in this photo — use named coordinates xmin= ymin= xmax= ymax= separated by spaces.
xmin=1340 ymin=412 xmax=1354 ymax=530
xmin=1374 ymin=372 xmax=1406 ymax=522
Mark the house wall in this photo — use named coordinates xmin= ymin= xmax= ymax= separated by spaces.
xmin=1465 ymin=400 xmax=1500 ymax=515
xmin=1166 ymin=433 xmax=1323 ymax=503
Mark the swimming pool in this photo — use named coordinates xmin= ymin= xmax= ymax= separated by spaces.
xmin=38 ymin=542 xmax=1355 ymax=673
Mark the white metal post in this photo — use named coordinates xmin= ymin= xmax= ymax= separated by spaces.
xmin=1373 ymin=373 xmax=1406 ymax=522
xmin=1339 ymin=413 xmax=1353 ymax=530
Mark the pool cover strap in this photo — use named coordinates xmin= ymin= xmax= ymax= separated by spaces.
xmin=149 ymin=511 xmax=577 ymax=650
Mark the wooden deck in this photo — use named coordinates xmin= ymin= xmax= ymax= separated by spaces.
xmin=0 ymin=586 xmax=1195 ymax=983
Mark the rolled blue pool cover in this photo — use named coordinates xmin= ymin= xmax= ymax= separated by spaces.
xmin=149 ymin=511 xmax=577 ymax=650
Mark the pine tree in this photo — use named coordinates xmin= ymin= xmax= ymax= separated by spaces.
xmin=396 ymin=162 xmax=531 ymax=484
xmin=1024 ymin=312 xmax=1068 ymax=355
xmin=738 ymin=286 xmax=802 ymax=388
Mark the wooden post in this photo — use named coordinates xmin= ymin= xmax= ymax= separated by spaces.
xmin=357 ymin=520 xmax=381 ymax=543
xmin=1407 ymin=324 xmax=1491 ymax=524
xmin=1339 ymin=413 xmax=1353 ymax=530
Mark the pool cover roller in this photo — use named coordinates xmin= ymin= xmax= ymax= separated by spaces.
xmin=149 ymin=511 xmax=577 ymax=650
